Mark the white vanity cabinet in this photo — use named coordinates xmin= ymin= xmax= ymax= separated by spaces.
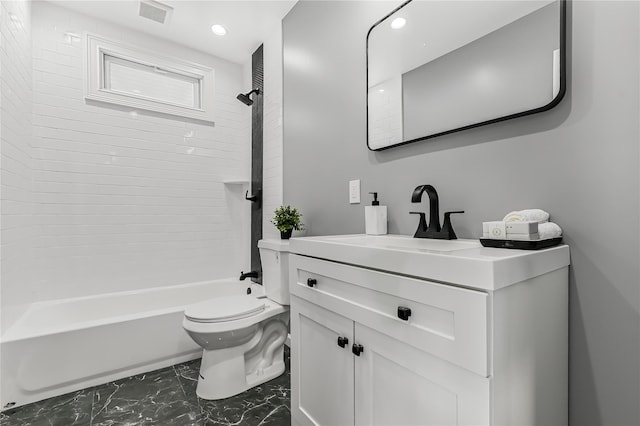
xmin=288 ymin=235 xmax=569 ymax=426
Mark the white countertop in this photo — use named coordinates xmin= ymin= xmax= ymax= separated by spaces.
xmin=289 ymin=234 xmax=570 ymax=291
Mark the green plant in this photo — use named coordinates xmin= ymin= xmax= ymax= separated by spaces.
xmin=271 ymin=205 xmax=304 ymax=232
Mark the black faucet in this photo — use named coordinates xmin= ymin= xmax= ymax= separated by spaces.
xmin=239 ymin=270 xmax=259 ymax=281
xmin=410 ymin=184 xmax=464 ymax=240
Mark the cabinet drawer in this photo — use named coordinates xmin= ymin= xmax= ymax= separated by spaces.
xmin=289 ymin=254 xmax=489 ymax=376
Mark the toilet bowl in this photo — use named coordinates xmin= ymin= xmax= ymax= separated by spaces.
xmin=182 ymin=239 xmax=291 ymax=400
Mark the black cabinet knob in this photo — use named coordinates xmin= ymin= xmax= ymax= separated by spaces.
xmin=352 ymin=344 xmax=364 ymax=356
xmin=397 ymin=306 xmax=412 ymax=321
xmin=307 ymin=278 xmax=317 ymax=287
xmin=337 ymin=336 xmax=349 ymax=348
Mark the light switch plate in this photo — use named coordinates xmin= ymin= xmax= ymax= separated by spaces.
xmin=349 ymin=179 xmax=360 ymax=204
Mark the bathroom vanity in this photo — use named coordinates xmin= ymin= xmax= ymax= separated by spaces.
xmin=288 ymin=235 xmax=569 ymax=426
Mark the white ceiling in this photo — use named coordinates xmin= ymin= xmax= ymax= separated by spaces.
xmin=46 ymin=0 xmax=298 ymax=64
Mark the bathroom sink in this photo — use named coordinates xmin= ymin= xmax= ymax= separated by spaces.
xmin=289 ymin=234 xmax=570 ymax=291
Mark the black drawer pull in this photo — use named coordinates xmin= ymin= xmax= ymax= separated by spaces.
xmin=307 ymin=278 xmax=317 ymax=287
xmin=337 ymin=336 xmax=349 ymax=348
xmin=397 ymin=306 xmax=412 ymax=321
xmin=352 ymin=343 xmax=364 ymax=356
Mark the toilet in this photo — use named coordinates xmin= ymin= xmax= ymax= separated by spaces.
xmin=182 ymin=239 xmax=291 ymax=400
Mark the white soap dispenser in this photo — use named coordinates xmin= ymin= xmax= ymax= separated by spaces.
xmin=365 ymin=192 xmax=388 ymax=235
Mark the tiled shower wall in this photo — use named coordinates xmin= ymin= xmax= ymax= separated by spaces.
xmin=20 ymin=2 xmax=250 ymax=303
xmin=1 ymin=0 xmax=34 ymax=332
xmin=262 ymin=25 xmax=284 ymax=240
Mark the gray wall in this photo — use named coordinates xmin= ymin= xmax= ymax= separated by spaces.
xmin=283 ymin=1 xmax=639 ymax=425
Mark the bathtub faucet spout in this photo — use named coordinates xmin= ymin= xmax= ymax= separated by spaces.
xmin=239 ymin=271 xmax=259 ymax=281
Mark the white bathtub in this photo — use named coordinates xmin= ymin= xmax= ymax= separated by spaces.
xmin=1 ymin=279 xmax=259 ymax=411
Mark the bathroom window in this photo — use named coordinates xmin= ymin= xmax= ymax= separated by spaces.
xmin=85 ymin=34 xmax=215 ymax=122
xmin=103 ymin=55 xmax=201 ymax=109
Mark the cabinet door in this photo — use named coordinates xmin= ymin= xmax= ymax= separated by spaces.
xmin=291 ymin=295 xmax=354 ymax=426
xmin=354 ymin=323 xmax=490 ymax=426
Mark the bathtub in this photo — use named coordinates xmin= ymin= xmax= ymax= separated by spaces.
xmin=1 ymin=279 xmax=260 ymax=411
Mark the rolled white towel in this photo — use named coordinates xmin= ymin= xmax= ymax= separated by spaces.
xmin=538 ymin=222 xmax=562 ymax=240
xmin=503 ymin=209 xmax=550 ymax=224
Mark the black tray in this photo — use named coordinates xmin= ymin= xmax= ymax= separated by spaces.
xmin=479 ymin=237 xmax=563 ymax=250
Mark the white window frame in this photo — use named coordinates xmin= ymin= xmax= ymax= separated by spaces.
xmin=84 ymin=33 xmax=215 ymax=123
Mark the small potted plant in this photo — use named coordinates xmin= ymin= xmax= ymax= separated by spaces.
xmin=271 ymin=205 xmax=304 ymax=239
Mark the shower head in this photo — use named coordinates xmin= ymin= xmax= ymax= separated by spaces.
xmin=236 ymin=93 xmax=253 ymax=106
xmin=236 ymin=88 xmax=260 ymax=106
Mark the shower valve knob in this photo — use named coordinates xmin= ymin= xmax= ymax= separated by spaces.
xmin=245 ymin=190 xmax=258 ymax=202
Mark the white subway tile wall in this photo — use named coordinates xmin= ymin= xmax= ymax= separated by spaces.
xmin=1 ymin=0 xmax=34 ymax=331
xmin=24 ymin=2 xmax=250 ymax=302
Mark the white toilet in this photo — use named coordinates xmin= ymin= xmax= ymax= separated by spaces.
xmin=182 ymin=239 xmax=291 ymax=400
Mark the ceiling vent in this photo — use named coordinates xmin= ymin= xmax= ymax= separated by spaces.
xmin=139 ymin=0 xmax=173 ymax=24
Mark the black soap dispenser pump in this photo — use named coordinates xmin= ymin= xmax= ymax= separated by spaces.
xmin=365 ymin=192 xmax=387 ymax=235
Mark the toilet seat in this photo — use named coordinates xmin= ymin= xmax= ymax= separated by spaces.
xmin=185 ymin=296 xmax=265 ymax=323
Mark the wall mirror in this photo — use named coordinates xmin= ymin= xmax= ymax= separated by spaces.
xmin=367 ymin=0 xmax=566 ymax=150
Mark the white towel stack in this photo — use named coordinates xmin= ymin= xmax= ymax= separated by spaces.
xmin=503 ymin=209 xmax=550 ymax=224
xmin=538 ymin=222 xmax=563 ymax=240
xmin=482 ymin=209 xmax=562 ymax=240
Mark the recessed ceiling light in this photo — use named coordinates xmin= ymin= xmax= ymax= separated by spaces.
xmin=211 ymin=24 xmax=227 ymax=36
xmin=391 ymin=17 xmax=406 ymax=30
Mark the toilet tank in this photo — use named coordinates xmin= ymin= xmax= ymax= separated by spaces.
xmin=258 ymin=239 xmax=290 ymax=305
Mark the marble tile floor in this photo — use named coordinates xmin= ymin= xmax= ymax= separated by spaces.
xmin=0 ymin=347 xmax=291 ymax=426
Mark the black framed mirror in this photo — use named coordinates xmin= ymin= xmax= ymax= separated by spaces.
xmin=366 ymin=0 xmax=566 ymax=150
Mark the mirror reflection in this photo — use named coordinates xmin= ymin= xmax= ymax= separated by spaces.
xmin=367 ymin=0 xmax=565 ymax=150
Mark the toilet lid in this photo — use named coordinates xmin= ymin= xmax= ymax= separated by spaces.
xmin=184 ymin=296 xmax=266 ymax=323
